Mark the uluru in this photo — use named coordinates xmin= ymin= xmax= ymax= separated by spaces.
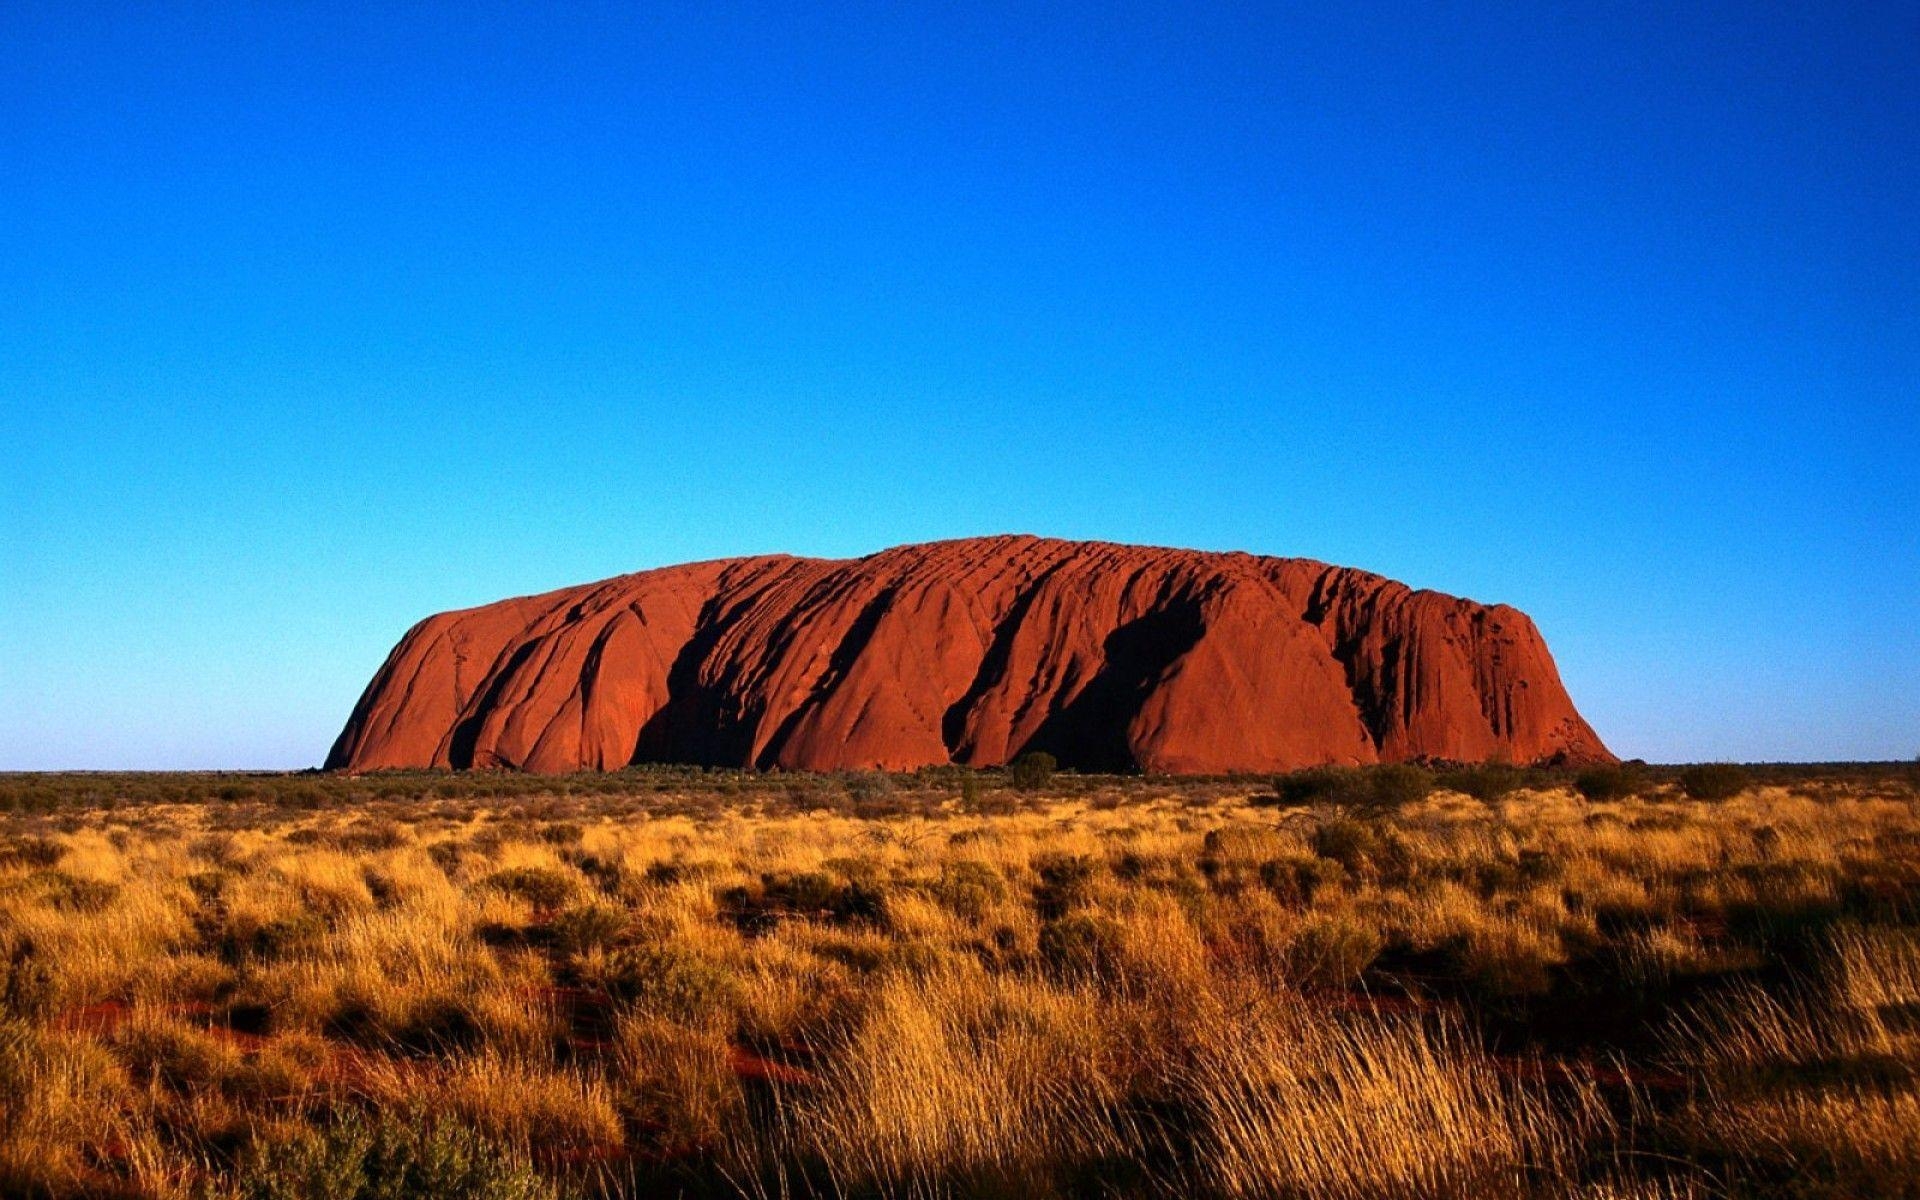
xmin=327 ymin=536 xmax=1612 ymax=774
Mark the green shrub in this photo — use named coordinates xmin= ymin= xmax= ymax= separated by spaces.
xmin=41 ymin=874 xmax=120 ymax=912
xmin=781 ymin=778 xmax=829 ymax=809
xmin=603 ymin=944 xmax=740 ymax=1024
xmin=1679 ymin=763 xmax=1751 ymax=801
xmin=390 ymin=996 xmax=483 ymax=1056
xmin=821 ymin=855 xmax=883 ymax=885
xmin=1449 ymin=929 xmax=1560 ymax=999
xmin=1271 ymin=767 xmax=1357 ymax=807
xmin=235 ymin=1111 xmax=553 ymax=1200
xmin=480 ymin=867 xmax=574 ymax=909
xmin=536 ymin=822 xmax=584 ymax=846
xmin=114 ymin=1022 xmax=236 ymax=1092
xmin=931 ymin=860 xmax=1007 ymax=919
xmin=323 ymin=988 xmax=481 ymax=1057
xmin=0 ymin=836 xmax=64 ymax=869
xmin=1285 ymin=913 xmax=1384 ymax=990
xmin=426 ymin=842 xmax=467 ymax=872
xmin=1311 ymin=818 xmax=1382 ymax=873
xmin=959 ymin=774 xmax=1018 ymax=816
xmin=1 ymin=944 xmax=57 ymax=1019
xmin=643 ymin=858 xmax=717 ymax=887
xmin=1575 ymin=764 xmax=1643 ymax=802
xmin=724 ymin=871 xmax=889 ymax=927
xmin=1441 ymin=763 xmax=1524 ymax=802
xmin=1032 ymin=852 xmax=1100 ymax=917
xmin=226 ymin=911 xmax=329 ymax=961
xmin=1039 ymin=913 xmax=1124 ymax=979
xmin=1363 ymin=764 xmax=1433 ymax=811
xmin=1009 ymin=751 xmax=1057 ymax=792
xmin=769 ymin=870 xmax=840 ymax=911
xmin=563 ymin=849 xmax=625 ymax=894
xmin=185 ymin=868 xmax=232 ymax=903
xmin=1271 ymin=764 xmax=1430 ymax=812
xmin=828 ymin=876 xmax=892 ymax=925
xmin=333 ymin=819 xmax=407 ymax=852
xmin=549 ymin=902 xmax=630 ymax=955
xmin=1260 ymin=856 xmax=1347 ymax=906
xmin=840 ymin=771 xmax=895 ymax=805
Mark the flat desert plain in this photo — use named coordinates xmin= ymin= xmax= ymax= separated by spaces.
xmin=1 ymin=763 xmax=1916 ymax=1199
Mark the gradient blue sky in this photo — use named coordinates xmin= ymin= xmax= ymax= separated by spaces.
xmin=3 ymin=3 xmax=1915 ymax=769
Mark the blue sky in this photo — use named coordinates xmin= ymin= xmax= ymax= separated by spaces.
xmin=3 ymin=2 xmax=1915 ymax=768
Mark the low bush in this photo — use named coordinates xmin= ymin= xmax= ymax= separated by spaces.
xmin=329 ymin=991 xmax=482 ymax=1057
xmin=234 ymin=1111 xmax=554 ymax=1200
xmin=1009 ymin=751 xmax=1058 ymax=792
xmin=1680 ymin=763 xmax=1753 ymax=801
xmin=41 ymin=874 xmax=119 ymax=913
xmin=549 ymin=902 xmax=630 ymax=955
xmin=0 ymin=837 xmax=64 ymax=869
xmin=1441 ymin=763 xmax=1524 ymax=802
xmin=1033 ymin=852 xmax=1100 ymax=918
xmin=931 ymin=860 xmax=1007 ymax=919
xmin=840 ymin=771 xmax=895 ymax=806
xmin=1363 ymin=763 xmax=1433 ymax=811
xmin=1285 ymin=913 xmax=1384 ymax=989
xmin=603 ymin=945 xmax=740 ymax=1025
xmin=957 ymin=771 xmax=984 ymax=810
xmin=1311 ymin=818 xmax=1382 ymax=873
xmin=1271 ymin=767 xmax=1357 ymax=807
xmin=224 ymin=911 xmax=329 ymax=962
xmin=480 ymin=867 xmax=575 ymax=909
xmin=1039 ymin=912 xmax=1124 ymax=979
xmin=1260 ymin=856 xmax=1347 ymax=907
xmin=722 ymin=871 xmax=889 ymax=929
xmin=1575 ymin=764 xmax=1644 ymax=802
xmin=1271 ymin=764 xmax=1432 ymax=812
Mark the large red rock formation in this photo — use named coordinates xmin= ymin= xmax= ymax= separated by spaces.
xmin=327 ymin=536 xmax=1612 ymax=774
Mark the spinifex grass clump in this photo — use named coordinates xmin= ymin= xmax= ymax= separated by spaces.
xmin=0 ymin=764 xmax=1913 ymax=1198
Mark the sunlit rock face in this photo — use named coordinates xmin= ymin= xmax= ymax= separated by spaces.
xmin=328 ymin=536 xmax=1612 ymax=774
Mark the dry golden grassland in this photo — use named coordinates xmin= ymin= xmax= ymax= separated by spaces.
xmin=0 ymin=764 xmax=1916 ymax=1199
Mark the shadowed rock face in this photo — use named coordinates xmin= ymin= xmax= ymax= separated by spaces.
xmin=327 ymin=536 xmax=1612 ymax=774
